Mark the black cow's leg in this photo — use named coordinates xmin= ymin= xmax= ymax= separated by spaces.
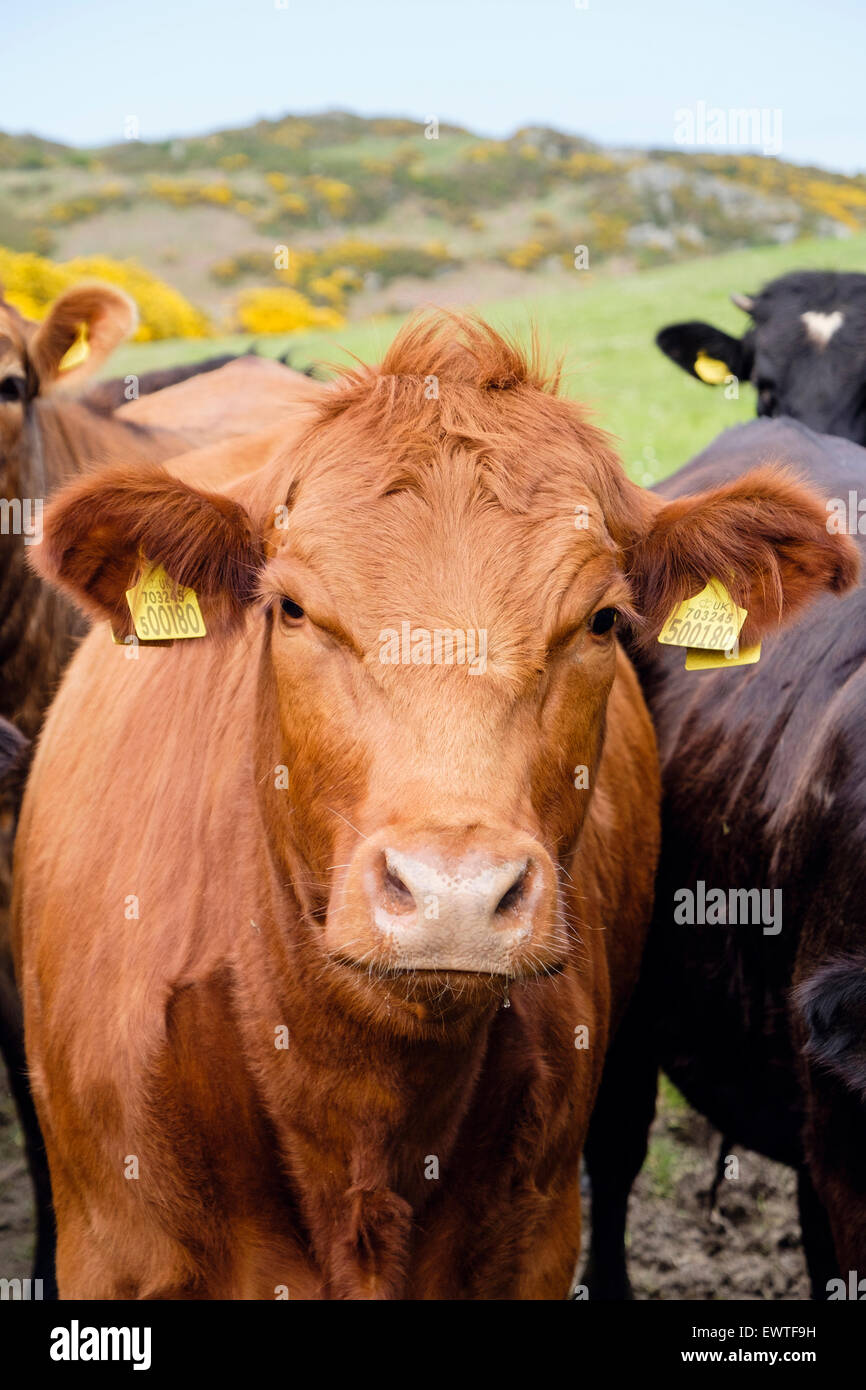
xmin=799 ymin=1072 xmax=866 ymax=1297
xmin=796 ymin=1165 xmax=837 ymax=1300
xmin=794 ymin=959 xmax=866 ymax=1299
xmin=0 ymin=963 xmax=57 ymax=1298
xmin=581 ymin=986 xmax=659 ymax=1300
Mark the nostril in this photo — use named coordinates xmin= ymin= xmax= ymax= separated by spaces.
xmin=382 ymin=863 xmax=415 ymax=910
xmin=495 ymin=860 xmax=531 ymax=917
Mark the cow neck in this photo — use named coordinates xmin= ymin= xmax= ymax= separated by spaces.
xmin=237 ymin=838 xmax=502 ymax=1298
xmin=236 ymin=641 xmax=509 ymax=1295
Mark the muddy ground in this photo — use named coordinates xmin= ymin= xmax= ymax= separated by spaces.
xmin=0 ymin=1069 xmax=808 ymax=1298
xmin=578 ymin=1079 xmax=809 ymax=1300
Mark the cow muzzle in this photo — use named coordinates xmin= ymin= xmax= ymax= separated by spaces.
xmin=326 ymin=826 xmax=565 ymax=977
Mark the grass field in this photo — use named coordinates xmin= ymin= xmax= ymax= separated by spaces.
xmin=103 ymin=232 xmax=866 ymax=482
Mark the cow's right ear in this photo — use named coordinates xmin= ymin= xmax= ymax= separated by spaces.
xmin=31 ymin=464 xmax=265 ymax=637
xmin=622 ymin=464 xmax=859 ymax=649
xmin=655 ymin=320 xmax=754 ymax=385
xmin=28 ymin=284 xmax=138 ymax=392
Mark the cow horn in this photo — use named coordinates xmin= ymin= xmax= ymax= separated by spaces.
xmin=730 ymin=292 xmax=755 ymax=314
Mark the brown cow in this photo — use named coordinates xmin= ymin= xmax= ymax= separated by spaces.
xmin=0 ymin=283 xmax=318 ymax=1291
xmin=14 ymin=315 xmax=854 ymax=1299
xmin=86 ymin=348 xmax=317 ymax=415
xmin=85 ymin=353 xmax=240 ymax=413
xmin=114 ymin=353 xmax=321 ymax=438
xmin=0 ymin=284 xmax=190 ymax=748
xmin=0 ymin=281 xmax=190 ymax=1291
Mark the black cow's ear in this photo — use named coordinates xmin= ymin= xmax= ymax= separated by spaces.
xmin=655 ymin=320 xmax=752 ymax=386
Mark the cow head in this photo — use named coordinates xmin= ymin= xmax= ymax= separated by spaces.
xmin=656 ymin=271 xmax=866 ymax=444
xmin=0 ymin=283 xmax=137 ymax=496
xmin=34 ymin=316 xmax=859 ymax=1016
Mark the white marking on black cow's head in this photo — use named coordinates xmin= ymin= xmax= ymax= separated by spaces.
xmin=801 ymin=309 xmax=845 ymax=350
xmin=656 ymin=271 xmax=866 ymax=443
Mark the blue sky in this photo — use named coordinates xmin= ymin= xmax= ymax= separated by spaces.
xmin=4 ymin=0 xmax=864 ymax=171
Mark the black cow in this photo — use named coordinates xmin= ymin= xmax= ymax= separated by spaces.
xmin=585 ymin=416 xmax=866 ymax=1300
xmin=656 ymin=271 xmax=866 ymax=444
xmin=0 ymin=718 xmax=26 ymax=779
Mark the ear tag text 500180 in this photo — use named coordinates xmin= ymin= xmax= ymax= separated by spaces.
xmin=658 ymin=577 xmax=761 ymax=671
xmin=125 ymin=560 xmax=207 ymax=642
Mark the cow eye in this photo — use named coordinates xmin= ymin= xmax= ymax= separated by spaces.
xmin=0 ymin=375 xmax=27 ymax=404
xmin=280 ymin=597 xmax=305 ymax=622
xmin=589 ymin=607 xmax=618 ymax=636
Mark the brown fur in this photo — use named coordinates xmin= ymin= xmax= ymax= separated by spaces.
xmin=0 ymin=284 xmax=323 ymax=1288
xmin=26 ymin=285 xmax=138 ymax=392
xmin=627 ymin=466 xmax=859 ymax=647
xmin=0 ymin=282 xmax=207 ymax=1288
xmin=15 ymin=314 xmax=852 ymax=1299
xmin=114 ymin=354 xmax=322 ymax=438
xmin=85 ymin=354 xmax=239 ymax=413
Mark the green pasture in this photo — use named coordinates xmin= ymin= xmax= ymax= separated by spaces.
xmin=104 ymin=232 xmax=866 ymax=483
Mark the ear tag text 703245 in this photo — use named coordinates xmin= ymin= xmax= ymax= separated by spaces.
xmin=125 ymin=560 xmax=207 ymax=642
xmin=658 ymin=577 xmax=761 ymax=671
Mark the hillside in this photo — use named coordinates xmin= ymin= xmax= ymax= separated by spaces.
xmin=102 ymin=231 xmax=866 ymax=481
xmin=2 ymin=111 xmax=865 ymax=335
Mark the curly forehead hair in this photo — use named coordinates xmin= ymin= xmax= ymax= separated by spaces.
xmin=300 ymin=312 xmax=625 ymax=515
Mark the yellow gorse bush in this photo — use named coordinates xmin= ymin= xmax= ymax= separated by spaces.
xmin=269 ymin=120 xmax=316 ymax=149
xmin=559 ymin=152 xmax=621 ymax=177
xmin=0 ymin=246 xmax=211 ymax=341
xmin=236 ymin=286 xmax=343 ymax=335
xmin=145 ymin=177 xmax=237 ymax=210
xmin=505 ymin=239 xmax=548 ymax=270
xmin=307 ymin=274 xmax=348 ymax=308
xmin=212 ymin=236 xmax=453 ymax=321
xmin=46 ymin=182 xmax=130 ymax=224
xmin=307 ymin=176 xmax=355 ymax=218
xmin=278 ymin=192 xmax=310 ymax=218
xmin=464 ymin=141 xmax=509 ymax=164
xmin=677 ymin=154 xmax=866 ymax=236
xmin=307 ymin=237 xmax=381 ymax=272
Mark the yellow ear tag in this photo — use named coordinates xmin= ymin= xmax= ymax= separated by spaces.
xmin=694 ymin=352 xmax=729 ymax=385
xmin=58 ymin=322 xmax=90 ymax=373
xmin=658 ymin=577 xmax=747 ymax=652
xmin=685 ymin=641 xmax=761 ymax=670
xmin=126 ymin=560 xmax=207 ymax=641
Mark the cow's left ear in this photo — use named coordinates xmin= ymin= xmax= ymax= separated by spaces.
xmin=624 ymin=465 xmax=859 ymax=647
xmin=30 ymin=464 xmax=265 ymax=637
xmin=655 ymin=320 xmax=754 ymax=385
xmin=28 ymin=284 xmax=138 ymax=392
